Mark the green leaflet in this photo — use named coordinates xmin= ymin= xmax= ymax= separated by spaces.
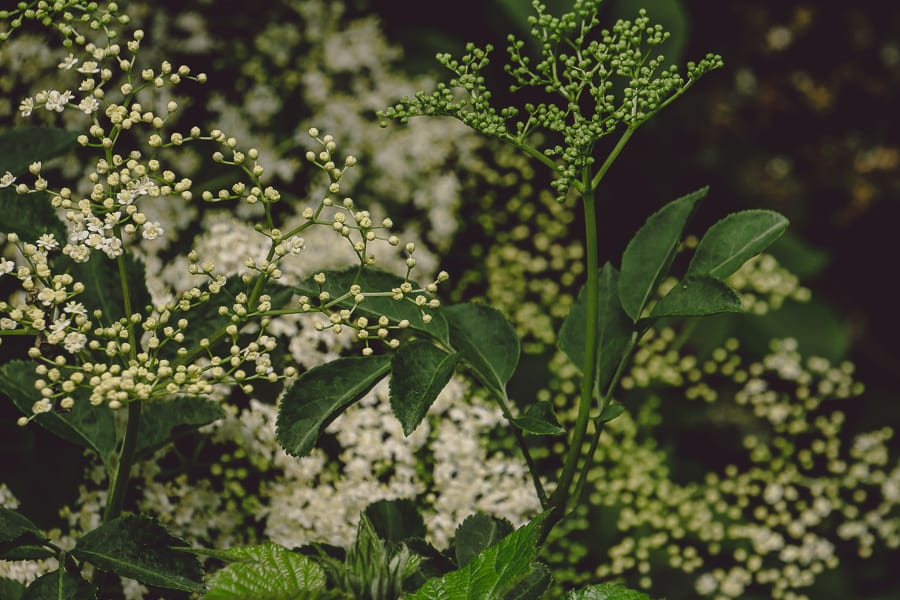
xmin=619 ymin=187 xmax=707 ymax=321
xmin=410 ymin=513 xmax=549 ymax=600
xmin=443 ymin=303 xmax=520 ymax=396
xmin=512 ymin=401 xmax=565 ymax=436
xmin=0 ymin=126 xmax=76 ymax=175
xmin=647 ymin=275 xmax=744 ymax=320
xmin=0 ymin=361 xmax=117 ymax=470
xmin=73 ymin=515 xmax=205 ymax=593
xmin=135 ymin=397 xmax=226 ymax=458
xmin=687 ymin=209 xmax=789 ymax=280
xmin=0 ymin=187 xmax=66 ymax=243
xmin=68 ymin=250 xmax=152 ymax=326
xmin=276 ymin=355 xmax=391 ymax=457
xmin=453 ymin=513 xmax=513 ymax=569
xmin=390 ymin=341 xmax=459 ymax=435
xmin=0 ymin=508 xmax=44 ymax=545
xmin=565 ymin=583 xmax=651 ymax=600
xmin=23 ymin=569 xmax=96 ymax=600
xmin=202 ymin=543 xmax=332 ymax=600
xmin=294 ymin=267 xmax=450 ymax=346
xmin=0 ymin=578 xmax=25 ymax=600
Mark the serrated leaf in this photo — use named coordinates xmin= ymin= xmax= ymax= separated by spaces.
xmin=294 ymin=267 xmax=449 ymax=345
xmin=687 ymin=209 xmax=789 ymax=279
xmin=0 ymin=361 xmax=117 ymax=468
xmin=23 ymin=569 xmax=96 ymax=600
xmin=136 ymin=397 xmax=225 ymax=458
xmin=444 ymin=303 xmax=520 ymax=395
xmin=648 ymin=275 xmax=743 ymax=320
xmin=0 ymin=127 xmax=76 ymax=174
xmin=0 ymin=544 xmax=56 ymax=561
xmin=390 ymin=341 xmax=459 ymax=435
xmin=513 ymin=401 xmax=564 ymax=436
xmin=566 ymin=582 xmax=651 ymax=600
xmin=453 ymin=513 xmax=514 ymax=569
xmin=73 ymin=515 xmax=205 ymax=593
xmin=0 ymin=188 xmax=67 ymax=243
xmin=276 ymin=355 xmax=391 ymax=457
xmin=68 ymin=250 xmax=152 ymax=326
xmin=502 ymin=562 xmax=551 ymax=600
xmin=202 ymin=543 xmax=327 ymax=600
xmin=364 ymin=499 xmax=426 ymax=544
xmin=559 ymin=263 xmax=633 ymax=397
xmin=619 ymin=187 xmax=706 ymax=321
xmin=412 ymin=513 xmax=547 ymax=600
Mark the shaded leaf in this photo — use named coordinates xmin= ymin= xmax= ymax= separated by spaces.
xmin=648 ymin=275 xmax=744 ymax=320
xmin=559 ymin=263 xmax=633 ymax=397
xmin=0 ymin=544 xmax=55 ymax=561
xmin=566 ymin=582 xmax=651 ymax=600
xmin=0 ymin=578 xmax=25 ymax=600
xmin=276 ymin=355 xmax=391 ymax=457
xmin=364 ymin=499 xmax=426 ymax=545
xmin=0 ymin=361 xmax=116 ymax=469
xmin=513 ymin=401 xmax=565 ymax=436
xmin=597 ymin=402 xmax=625 ymax=424
xmin=68 ymin=250 xmax=152 ymax=326
xmin=202 ymin=543 xmax=329 ymax=600
xmin=0 ymin=188 xmax=66 ymax=243
xmin=294 ymin=267 xmax=449 ymax=345
xmin=136 ymin=397 xmax=225 ymax=458
xmin=73 ymin=515 xmax=205 ymax=593
xmin=411 ymin=513 xmax=547 ymax=600
xmin=444 ymin=303 xmax=520 ymax=395
xmin=390 ymin=341 xmax=459 ymax=435
xmin=619 ymin=187 xmax=706 ymax=321
xmin=23 ymin=569 xmax=96 ymax=600
xmin=453 ymin=513 xmax=514 ymax=569
xmin=0 ymin=127 xmax=76 ymax=174
xmin=688 ymin=210 xmax=789 ymax=279
xmin=0 ymin=508 xmax=44 ymax=544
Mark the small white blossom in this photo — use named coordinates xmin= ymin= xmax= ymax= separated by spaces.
xmin=0 ymin=171 xmax=16 ymax=188
xmin=142 ymin=221 xmax=165 ymax=240
xmin=0 ymin=259 xmax=15 ymax=276
xmin=36 ymin=234 xmax=59 ymax=251
xmin=58 ymin=53 xmax=79 ymax=70
xmin=18 ymin=97 xmax=34 ymax=117
xmin=63 ymin=331 xmax=88 ymax=353
xmin=78 ymin=96 xmax=100 ymax=115
xmin=45 ymin=90 xmax=73 ymax=112
xmin=77 ymin=61 xmax=100 ymax=74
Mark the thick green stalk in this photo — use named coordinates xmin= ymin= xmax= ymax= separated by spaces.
xmin=544 ymin=165 xmax=599 ymax=538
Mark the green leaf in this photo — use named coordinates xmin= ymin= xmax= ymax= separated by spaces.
xmin=412 ymin=513 xmax=547 ymax=600
xmin=0 ymin=188 xmax=67 ymax=243
xmin=513 ymin=401 xmax=564 ymax=436
xmin=0 ymin=127 xmax=76 ymax=174
xmin=0 ymin=578 xmax=25 ymax=600
xmin=647 ymin=275 xmax=744 ymax=320
xmin=202 ymin=543 xmax=329 ymax=600
xmin=294 ymin=267 xmax=449 ymax=345
xmin=619 ymin=187 xmax=706 ymax=321
xmin=0 ymin=361 xmax=117 ymax=468
xmin=444 ymin=303 xmax=520 ymax=395
xmin=687 ymin=210 xmax=789 ymax=279
xmin=390 ymin=341 xmax=459 ymax=435
xmin=0 ymin=508 xmax=44 ymax=544
xmin=23 ymin=569 xmax=96 ymax=600
xmin=68 ymin=250 xmax=152 ymax=325
xmin=364 ymin=499 xmax=426 ymax=544
xmin=566 ymin=582 xmax=651 ymax=600
xmin=596 ymin=402 xmax=625 ymax=424
xmin=0 ymin=544 xmax=56 ymax=560
xmin=502 ymin=562 xmax=551 ymax=600
xmin=453 ymin=513 xmax=513 ymax=569
xmin=73 ymin=514 xmax=205 ymax=593
xmin=136 ymin=397 xmax=225 ymax=458
xmin=276 ymin=355 xmax=391 ymax=457
xmin=559 ymin=263 xmax=633 ymax=397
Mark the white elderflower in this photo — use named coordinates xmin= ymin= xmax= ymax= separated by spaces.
xmin=36 ymin=233 xmax=59 ymax=251
xmin=77 ymin=96 xmax=100 ymax=114
xmin=77 ymin=60 xmax=100 ymax=74
xmin=58 ymin=53 xmax=78 ymax=70
xmin=44 ymin=89 xmax=73 ymax=112
xmin=0 ymin=171 xmax=15 ymax=187
xmin=141 ymin=220 xmax=165 ymax=240
xmin=0 ymin=259 xmax=14 ymax=276
xmin=63 ymin=331 xmax=87 ymax=353
xmin=18 ymin=97 xmax=33 ymax=116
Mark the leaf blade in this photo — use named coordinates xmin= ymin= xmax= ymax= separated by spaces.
xmin=276 ymin=355 xmax=391 ymax=457
xmin=618 ymin=187 xmax=707 ymax=321
xmin=390 ymin=341 xmax=459 ymax=435
xmin=648 ymin=275 xmax=744 ymax=320
xmin=444 ymin=303 xmax=520 ymax=395
xmin=687 ymin=209 xmax=789 ymax=279
xmin=202 ymin=543 xmax=328 ymax=600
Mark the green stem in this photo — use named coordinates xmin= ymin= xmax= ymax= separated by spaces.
xmin=493 ymin=389 xmax=548 ymax=507
xmin=103 ymin=400 xmax=141 ymax=522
